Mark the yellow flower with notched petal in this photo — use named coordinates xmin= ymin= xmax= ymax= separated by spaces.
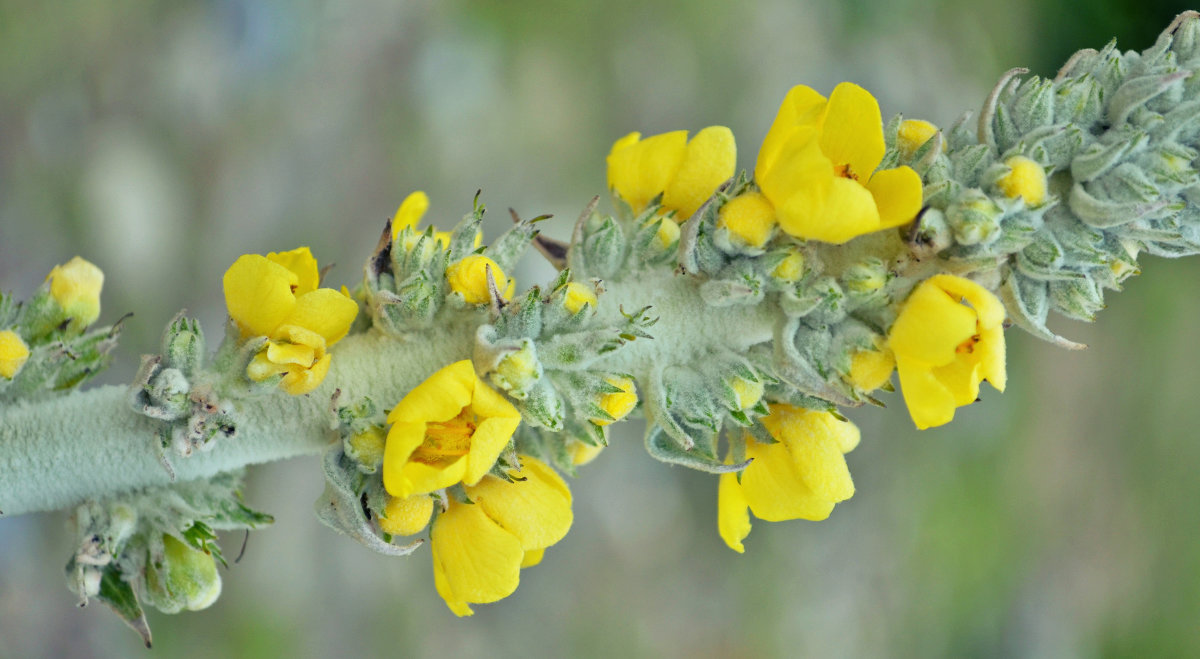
xmin=46 ymin=256 xmax=104 ymax=329
xmin=446 ymin=255 xmax=515 ymax=305
xmin=607 ymin=126 xmax=736 ymax=220
xmin=754 ymin=82 xmax=923 ymax=244
xmin=222 ymin=247 xmax=358 ymax=395
xmin=718 ymin=405 xmax=859 ymax=553
xmin=383 ymin=360 xmax=522 ymax=498
xmin=887 ymin=274 xmax=1006 ymax=429
xmin=432 ymin=456 xmax=572 ymax=616
xmin=0 ymin=330 xmax=30 ymax=379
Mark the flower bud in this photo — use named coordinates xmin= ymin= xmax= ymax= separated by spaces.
xmin=718 ymin=191 xmax=776 ymax=249
xmin=994 ymin=156 xmax=1048 ymax=206
xmin=0 ymin=330 xmax=29 ymax=379
xmin=346 ymin=426 xmax=386 ymax=472
xmin=896 ymin=119 xmax=940 ymax=160
xmin=491 ymin=341 xmax=543 ymax=398
xmin=590 ymin=376 xmax=637 ymax=426
xmin=846 ymin=347 xmax=895 ymax=392
xmin=769 ymin=252 xmax=805 ymax=283
xmin=561 ymin=282 xmax=597 ymax=315
xmin=726 ymin=375 xmax=764 ymax=411
xmin=379 ymin=494 xmax=434 ymax=537
xmin=145 ymin=535 xmax=222 ymax=614
xmin=47 ymin=256 xmax=104 ymax=329
xmin=446 ymin=255 xmax=514 ymax=305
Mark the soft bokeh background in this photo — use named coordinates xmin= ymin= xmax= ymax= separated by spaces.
xmin=1 ymin=1 xmax=1198 ymax=657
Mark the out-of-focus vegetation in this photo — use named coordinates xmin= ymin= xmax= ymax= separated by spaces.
xmin=1 ymin=1 xmax=1198 ymax=657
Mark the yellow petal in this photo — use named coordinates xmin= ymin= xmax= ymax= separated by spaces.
xmin=784 ymin=176 xmax=878 ymax=244
xmin=888 ymin=282 xmax=978 ymax=366
xmin=464 ymin=415 xmax=520 ymax=486
xmin=867 ymin=166 xmax=923 ymax=230
xmin=271 ymin=324 xmax=326 ymax=352
xmin=0 ymin=330 xmax=30 ymax=379
xmin=391 ymin=191 xmax=431 ymax=239
xmin=379 ymin=494 xmax=434 ymax=536
xmin=279 ymin=352 xmax=331 ymax=395
xmin=245 ymin=350 xmax=289 ymax=382
xmin=430 ymin=501 xmax=524 ymax=614
xmin=930 ymin=356 xmax=982 ymax=407
xmin=927 ymin=274 xmax=1006 ymax=330
xmin=433 ymin=553 xmax=474 ymax=617
xmin=446 ymin=255 xmax=510 ymax=305
xmin=977 ymin=325 xmax=1007 ymax=391
xmin=591 ymin=376 xmax=638 ymax=426
xmin=387 ymin=360 xmax=475 ymax=424
xmin=222 ymin=254 xmax=297 ymax=338
xmin=757 ymin=127 xmax=829 ymax=210
xmin=397 ymin=456 xmax=469 ymax=498
xmin=719 ymin=191 xmax=777 ymax=249
xmin=763 ymin=408 xmax=856 ymax=502
xmin=282 ymin=288 xmax=359 ymax=345
xmin=266 ymin=247 xmax=320 ymax=296
xmin=759 ymin=85 xmax=827 ymax=175
xmin=740 ymin=440 xmax=835 ymax=522
xmin=662 ymin=126 xmax=737 ymax=219
xmin=520 ymin=548 xmax=545 ymax=568
xmin=717 ymin=469 xmax=751 ymax=553
xmin=818 ymin=82 xmax=886 ymax=179
xmin=895 ymin=355 xmax=958 ymax=429
xmin=606 ymin=130 xmax=688 ymax=212
xmin=848 ymin=348 xmax=895 ymax=392
xmin=465 ymin=456 xmax=572 ymax=550
xmin=265 ymin=340 xmax=315 ymax=367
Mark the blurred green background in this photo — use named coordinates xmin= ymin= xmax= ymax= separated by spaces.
xmin=2 ymin=0 xmax=1199 ymax=657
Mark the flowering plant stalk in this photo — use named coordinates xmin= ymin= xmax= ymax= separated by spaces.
xmin=4 ymin=12 xmax=1200 ymax=644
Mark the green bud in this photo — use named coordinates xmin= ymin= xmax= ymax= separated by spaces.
xmin=144 ymin=535 xmax=222 ymax=614
xmin=163 ymin=314 xmax=204 ymax=377
xmin=580 ymin=215 xmax=628 ymax=279
xmin=345 ymin=426 xmax=386 ymax=473
xmin=946 ymin=189 xmax=1003 ymax=246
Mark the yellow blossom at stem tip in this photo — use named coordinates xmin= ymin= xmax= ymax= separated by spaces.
xmin=432 ymin=456 xmax=572 ymax=616
xmin=755 ymin=82 xmax=923 ymax=244
xmin=222 ymin=247 xmax=358 ymax=395
xmin=607 ymin=126 xmax=736 ymax=220
xmin=719 ymin=405 xmax=859 ymax=553
xmin=887 ymin=274 xmax=1006 ymax=429
xmin=383 ymin=360 xmax=522 ymax=498
xmin=0 ymin=330 xmax=30 ymax=379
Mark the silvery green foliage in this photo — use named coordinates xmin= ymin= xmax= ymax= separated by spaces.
xmin=907 ymin=12 xmax=1200 ymax=346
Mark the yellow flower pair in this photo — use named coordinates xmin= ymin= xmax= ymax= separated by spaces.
xmin=222 ymin=247 xmax=359 ymax=395
xmin=607 ymin=126 xmax=737 ymax=221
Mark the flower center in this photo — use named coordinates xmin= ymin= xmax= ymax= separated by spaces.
xmin=834 ymin=163 xmax=859 ymax=181
xmin=956 ymin=334 xmax=980 ymax=355
xmin=416 ymin=410 xmax=477 ymax=463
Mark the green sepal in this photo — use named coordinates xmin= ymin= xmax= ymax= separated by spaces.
xmin=97 ymin=565 xmax=152 ymax=648
xmin=644 ymin=424 xmax=746 ymax=474
xmin=314 ymin=447 xmax=423 ymax=557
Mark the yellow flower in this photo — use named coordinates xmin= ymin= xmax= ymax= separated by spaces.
xmin=994 ymin=156 xmax=1047 ymax=206
xmin=719 ymin=405 xmax=859 ymax=553
xmin=222 ymin=247 xmax=359 ymax=395
xmin=390 ymin=190 xmax=456 ymax=249
xmin=561 ymin=282 xmax=597 ymax=314
xmin=755 ymin=83 xmax=923 ymax=244
xmin=46 ymin=256 xmax=104 ymax=329
xmin=446 ymin=255 xmax=515 ymax=305
xmin=607 ymin=126 xmax=736 ymax=220
xmin=590 ymin=376 xmax=637 ymax=426
xmin=568 ymin=440 xmax=604 ymax=467
xmin=432 ymin=456 xmax=572 ymax=616
xmin=847 ymin=346 xmax=895 ymax=392
xmin=770 ymin=252 xmax=805 ymax=283
xmin=718 ymin=190 xmax=777 ymax=248
xmin=383 ymin=360 xmax=522 ymax=498
xmin=0 ymin=330 xmax=30 ymax=379
xmin=887 ymin=274 xmax=1007 ymax=429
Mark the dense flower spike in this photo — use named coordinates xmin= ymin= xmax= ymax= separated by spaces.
xmin=383 ymin=360 xmax=522 ymax=498
xmin=718 ymin=405 xmax=859 ymax=552
xmin=888 ymin=275 xmax=1007 ymax=429
xmin=46 ymin=256 xmax=104 ymax=329
xmin=0 ymin=330 xmax=29 ymax=379
xmin=753 ymin=83 xmax=923 ymax=244
xmin=432 ymin=456 xmax=572 ymax=616
xmin=222 ymin=247 xmax=358 ymax=395
xmin=607 ymin=126 xmax=736 ymax=220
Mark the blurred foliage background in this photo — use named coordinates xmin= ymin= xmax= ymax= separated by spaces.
xmin=1 ymin=0 xmax=1198 ymax=656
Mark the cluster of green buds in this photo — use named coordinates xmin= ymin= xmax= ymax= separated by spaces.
xmin=6 ymin=12 xmax=1200 ymax=643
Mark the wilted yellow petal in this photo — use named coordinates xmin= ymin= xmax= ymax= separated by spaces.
xmin=465 ymin=456 xmax=572 ymax=550
xmin=430 ymin=501 xmax=523 ymax=614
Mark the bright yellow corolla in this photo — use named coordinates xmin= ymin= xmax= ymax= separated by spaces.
xmin=432 ymin=456 xmax=572 ymax=616
xmin=389 ymin=190 xmax=458 ymax=250
xmin=754 ymin=82 xmax=923 ymax=244
xmin=0 ymin=330 xmax=30 ymax=379
xmin=222 ymin=247 xmax=358 ymax=395
xmin=47 ymin=256 xmax=104 ymax=329
xmin=383 ymin=360 xmax=522 ymax=498
xmin=607 ymin=126 xmax=736 ymax=220
xmin=718 ymin=405 xmax=859 ymax=553
xmin=887 ymin=274 xmax=1006 ymax=429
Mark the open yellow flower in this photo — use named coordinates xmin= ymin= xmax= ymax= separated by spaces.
xmin=47 ymin=256 xmax=104 ymax=329
xmin=0 ymin=330 xmax=30 ymax=379
xmin=754 ymin=82 xmax=923 ymax=244
xmin=887 ymin=274 xmax=1006 ymax=429
xmin=432 ymin=456 xmax=573 ymax=616
xmin=222 ymin=247 xmax=358 ymax=395
xmin=383 ymin=360 xmax=522 ymax=498
xmin=718 ymin=405 xmax=859 ymax=553
xmin=607 ymin=126 xmax=736 ymax=220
